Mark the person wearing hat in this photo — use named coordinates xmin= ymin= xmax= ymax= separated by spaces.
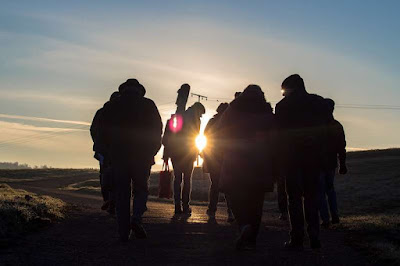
xmin=275 ymin=74 xmax=331 ymax=250
xmin=218 ymin=85 xmax=275 ymax=250
xmin=203 ymin=103 xmax=234 ymax=222
xmin=101 ymin=78 xmax=162 ymax=242
xmin=169 ymin=102 xmax=205 ymax=215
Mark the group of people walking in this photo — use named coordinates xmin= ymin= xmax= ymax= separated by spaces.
xmin=90 ymin=74 xmax=347 ymax=251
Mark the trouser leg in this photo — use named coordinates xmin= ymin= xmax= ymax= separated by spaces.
xmin=227 ymin=192 xmax=246 ymax=230
xmin=208 ymin=171 xmax=220 ymax=212
xmin=114 ymin=167 xmax=132 ymax=239
xmin=228 ymin=189 xmax=264 ymax=241
xmin=318 ymin=171 xmax=330 ymax=223
xmin=172 ymin=160 xmax=183 ymax=208
xmin=248 ymin=190 xmax=265 ymax=241
xmin=277 ymin=176 xmax=288 ymax=214
xmin=131 ymin=166 xmax=151 ymax=224
xmin=182 ymin=163 xmax=194 ymax=209
xmin=99 ymin=162 xmax=109 ymax=202
xmin=225 ymin=194 xmax=233 ymax=214
xmin=286 ymin=170 xmax=305 ymax=243
xmin=304 ymin=168 xmax=320 ymax=242
xmin=326 ymin=169 xmax=338 ymax=218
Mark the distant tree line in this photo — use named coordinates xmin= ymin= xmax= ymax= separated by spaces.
xmin=0 ymin=162 xmax=50 ymax=169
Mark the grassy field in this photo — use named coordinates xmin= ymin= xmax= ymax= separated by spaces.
xmin=0 ymin=184 xmax=66 ymax=248
xmin=0 ymin=149 xmax=399 ymax=263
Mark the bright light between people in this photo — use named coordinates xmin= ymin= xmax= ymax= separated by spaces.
xmin=195 ymin=134 xmax=207 ymax=152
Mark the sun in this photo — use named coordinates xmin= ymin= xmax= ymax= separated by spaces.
xmin=195 ymin=134 xmax=207 ymax=152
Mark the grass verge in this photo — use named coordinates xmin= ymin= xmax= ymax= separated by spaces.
xmin=0 ymin=183 xmax=66 ymax=248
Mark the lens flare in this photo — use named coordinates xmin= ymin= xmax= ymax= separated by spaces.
xmin=168 ymin=114 xmax=183 ymax=133
xmin=195 ymin=134 xmax=207 ymax=152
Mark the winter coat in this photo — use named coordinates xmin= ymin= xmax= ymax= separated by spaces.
xmin=275 ymin=90 xmax=331 ymax=171
xmin=202 ymin=112 xmax=224 ymax=174
xmin=162 ymin=107 xmax=201 ymax=163
xmin=218 ymin=94 xmax=276 ymax=193
xmin=323 ymin=119 xmax=346 ymax=170
xmin=100 ymin=91 xmax=163 ymax=167
xmin=90 ymin=101 xmax=113 ymax=155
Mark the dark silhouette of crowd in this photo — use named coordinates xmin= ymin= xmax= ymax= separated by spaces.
xmin=90 ymin=74 xmax=347 ymax=251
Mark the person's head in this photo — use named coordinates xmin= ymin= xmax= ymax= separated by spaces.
xmin=216 ymin=103 xmax=229 ymax=114
xmin=281 ymin=74 xmax=306 ymax=97
xmin=234 ymin=92 xmax=242 ymax=99
xmin=109 ymin=91 xmax=120 ymax=101
xmin=118 ymin=78 xmax=146 ymax=97
xmin=191 ymin=102 xmax=206 ymax=118
xmin=242 ymin=84 xmax=265 ymax=100
xmin=325 ymin=98 xmax=335 ymax=114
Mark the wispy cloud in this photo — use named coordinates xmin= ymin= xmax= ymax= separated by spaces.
xmin=0 ymin=113 xmax=90 ymax=126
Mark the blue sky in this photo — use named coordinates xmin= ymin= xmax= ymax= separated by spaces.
xmin=0 ymin=1 xmax=399 ymax=168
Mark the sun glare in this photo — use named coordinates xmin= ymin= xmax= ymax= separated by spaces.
xmin=195 ymin=134 xmax=207 ymax=152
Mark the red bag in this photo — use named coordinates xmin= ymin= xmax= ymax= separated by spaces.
xmin=159 ymin=162 xmax=173 ymax=198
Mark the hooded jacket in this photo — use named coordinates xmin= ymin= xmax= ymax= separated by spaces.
xmin=218 ymin=88 xmax=276 ymax=193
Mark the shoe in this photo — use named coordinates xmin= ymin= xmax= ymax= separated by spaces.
xmin=310 ymin=239 xmax=321 ymax=250
xmin=101 ymin=201 xmax=110 ymax=211
xmin=131 ymin=222 xmax=147 ymax=239
xmin=284 ymin=240 xmax=304 ymax=251
xmin=321 ymin=221 xmax=330 ymax=229
xmin=183 ymin=207 xmax=192 ymax=215
xmin=331 ymin=215 xmax=340 ymax=224
xmin=279 ymin=213 xmax=288 ymax=221
xmin=206 ymin=209 xmax=216 ymax=218
xmin=236 ymin=225 xmax=253 ymax=251
xmin=227 ymin=211 xmax=235 ymax=223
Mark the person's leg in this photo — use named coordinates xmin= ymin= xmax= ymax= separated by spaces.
xmin=99 ymin=162 xmax=108 ymax=202
xmin=286 ymin=169 xmax=305 ymax=245
xmin=131 ymin=166 xmax=151 ymax=224
xmin=172 ymin=159 xmax=183 ymax=212
xmin=304 ymin=168 xmax=321 ymax=248
xmin=277 ymin=176 xmax=288 ymax=219
xmin=326 ymin=169 xmax=339 ymax=223
xmin=208 ymin=170 xmax=220 ymax=214
xmin=182 ymin=162 xmax=194 ymax=212
xmin=318 ymin=171 xmax=330 ymax=225
xmin=248 ymin=190 xmax=265 ymax=242
xmin=113 ymin=167 xmax=131 ymax=241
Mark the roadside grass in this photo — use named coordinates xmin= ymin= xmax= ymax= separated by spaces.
xmin=0 ymin=183 xmax=66 ymax=248
xmin=333 ymin=149 xmax=400 ymax=264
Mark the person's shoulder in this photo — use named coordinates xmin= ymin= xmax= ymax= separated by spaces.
xmin=142 ymin=97 xmax=158 ymax=108
xmin=308 ymin=93 xmax=325 ymax=102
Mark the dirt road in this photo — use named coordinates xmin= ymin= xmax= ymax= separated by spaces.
xmin=1 ymin=174 xmax=368 ymax=265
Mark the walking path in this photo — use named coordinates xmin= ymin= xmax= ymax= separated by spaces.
xmin=2 ymin=175 xmax=368 ymax=265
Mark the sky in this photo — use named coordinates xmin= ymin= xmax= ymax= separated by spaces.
xmin=0 ymin=1 xmax=399 ymax=168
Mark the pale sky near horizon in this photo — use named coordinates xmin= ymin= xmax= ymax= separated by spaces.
xmin=1 ymin=1 xmax=399 ymax=168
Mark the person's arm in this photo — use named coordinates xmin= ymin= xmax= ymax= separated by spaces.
xmin=148 ymin=100 xmax=163 ymax=157
xmin=336 ymin=121 xmax=347 ymax=174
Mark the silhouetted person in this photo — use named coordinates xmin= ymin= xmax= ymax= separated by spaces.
xmin=163 ymin=102 xmax=205 ymax=215
xmin=203 ymin=103 xmax=234 ymax=222
xmin=219 ymin=85 xmax=275 ymax=250
xmin=101 ymin=79 xmax=162 ymax=242
xmin=275 ymin=74 xmax=331 ymax=250
xmin=90 ymin=91 xmax=120 ymax=213
xmin=319 ymin=98 xmax=347 ymax=228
